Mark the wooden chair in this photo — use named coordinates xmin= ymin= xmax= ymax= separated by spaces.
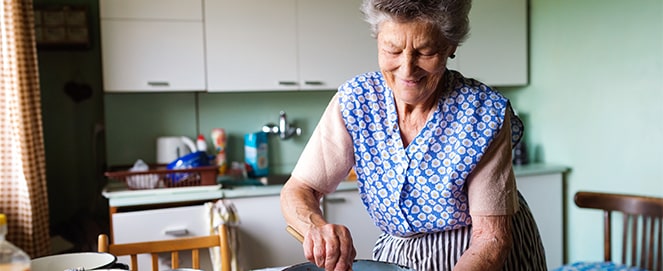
xmin=98 ymin=224 xmax=231 ymax=271
xmin=573 ymin=191 xmax=663 ymax=271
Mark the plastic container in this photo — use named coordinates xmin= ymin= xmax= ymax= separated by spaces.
xmin=244 ymin=132 xmax=269 ymax=177
xmin=0 ymin=214 xmax=30 ymax=271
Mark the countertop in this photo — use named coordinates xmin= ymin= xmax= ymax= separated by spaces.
xmin=103 ymin=163 xmax=569 ymax=208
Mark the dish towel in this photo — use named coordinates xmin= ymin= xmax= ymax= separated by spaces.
xmin=206 ymin=199 xmax=241 ymax=271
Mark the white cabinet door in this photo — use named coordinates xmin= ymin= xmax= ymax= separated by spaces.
xmin=230 ymin=195 xmax=307 ymax=270
xmin=112 ymin=205 xmax=213 ymax=271
xmin=323 ymin=189 xmax=382 ymax=260
xmin=447 ymin=0 xmax=528 ymax=86
xmin=205 ymin=0 xmax=378 ymax=92
xmin=99 ymin=0 xmax=202 ymax=20
xmin=205 ymin=0 xmax=299 ymax=92
xmin=100 ymin=0 xmax=206 ymax=92
xmin=297 ymin=0 xmax=378 ymax=91
xmin=516 ymin=173 xmax=564 ymax=270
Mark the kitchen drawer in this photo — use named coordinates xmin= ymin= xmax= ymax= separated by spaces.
xmin=113 ymin=205 xmax=209 ymax=243
xmin=112 ymin=205 xmax=213 ymax=270
xmin=100 ymin=0 xmax=202 ymax=20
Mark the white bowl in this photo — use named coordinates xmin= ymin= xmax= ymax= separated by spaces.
xmin=31 ymin=252 xmax=117 ymax=271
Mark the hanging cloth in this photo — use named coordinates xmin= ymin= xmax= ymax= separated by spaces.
xmin=206 ymin=199 xmax=241 ymax=271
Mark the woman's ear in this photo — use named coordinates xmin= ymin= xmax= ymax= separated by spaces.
xmin=449 ymin=46 xmax=458 ymax=59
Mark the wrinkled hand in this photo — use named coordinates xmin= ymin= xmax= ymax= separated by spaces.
xmin=303 ymin=224 xmax=356 ymax=271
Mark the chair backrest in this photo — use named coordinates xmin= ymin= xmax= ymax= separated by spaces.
xmin=98 ymin=224 xmax=231 ymax=271
xmin=574 ymin=191 xmax=663 ymax=271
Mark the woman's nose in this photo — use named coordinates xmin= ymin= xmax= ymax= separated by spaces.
xmin=399 ymin=53 xmax=418 ymax=74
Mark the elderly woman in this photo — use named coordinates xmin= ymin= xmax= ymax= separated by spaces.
xmin=280 ymin=0 xmax=546 ymax=270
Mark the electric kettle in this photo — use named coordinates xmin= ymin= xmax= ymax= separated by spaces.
xmin=156 ymin=136 xmax=197 ymax=164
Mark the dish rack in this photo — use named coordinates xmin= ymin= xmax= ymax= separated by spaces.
xmin=105 ymin=164 xmax=219 ymax=190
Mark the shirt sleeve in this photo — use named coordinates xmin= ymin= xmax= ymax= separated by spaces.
xmin=467 ymin=111 xmax=520 ymax=216
xmin=291 ymin=93 xmax=355 ymax=194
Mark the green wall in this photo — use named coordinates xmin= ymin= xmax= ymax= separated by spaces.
xmin=104 ymin=91 xmax=335 ymax=174
xmin=38 ymin=0 xmax=662 ymax=264
xmin=505 ymin=0 xmax=663 ymax=262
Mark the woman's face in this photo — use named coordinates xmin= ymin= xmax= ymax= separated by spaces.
xmin=377 ymin=20 xmax=455 ymax=106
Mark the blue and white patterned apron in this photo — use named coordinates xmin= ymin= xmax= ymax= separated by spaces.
xmin=337 ymin=70 xmax=545 ymax=270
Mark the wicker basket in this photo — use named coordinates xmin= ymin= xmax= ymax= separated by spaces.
xmin=105 ymin=164 xmax=219 ymax=190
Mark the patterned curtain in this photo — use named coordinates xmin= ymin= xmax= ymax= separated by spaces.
xmin=0 ymin=0 xmax=51 ymax=257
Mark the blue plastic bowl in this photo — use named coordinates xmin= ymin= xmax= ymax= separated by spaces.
xmin=167 ymin=151 xmax=211 ymax=170
xmin=166 ymin=151 xmax=213 ymax=184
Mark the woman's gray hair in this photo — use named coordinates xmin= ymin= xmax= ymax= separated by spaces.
xmin=360 ymin=0 xmax=472 ymax=45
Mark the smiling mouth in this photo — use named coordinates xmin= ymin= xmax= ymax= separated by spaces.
xmin=401 ymin=78 xmax=422 ymax=86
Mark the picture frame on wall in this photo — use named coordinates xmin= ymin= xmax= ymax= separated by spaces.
xmin=34 ymin=5 xmax=90 ymax=49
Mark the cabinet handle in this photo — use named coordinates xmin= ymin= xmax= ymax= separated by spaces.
xmin=304 ymin=81 xmax=323 ymax=86
xmin=278 ymin=81 xmax=297 ymax=86
xmin=322 ymin=196 xmax=346 ymax=216
xmin=147 ymin=81 xmax=170 ymax=87
xmin=324 ymin=197 xmax=346 ymax=204
xmin=163 ymin=228 xmax=189 ymax=236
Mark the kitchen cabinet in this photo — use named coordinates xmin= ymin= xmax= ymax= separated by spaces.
xmin=99 ymin=0 xmax=525 ymax=92
xmin=446 ymin=0 xmax=528 ymax=86
xmin=231 ymin=194 xmax=306 ymax=269
xmin=111 ymin=204 xmax=214 ymax=271
xmin=323 ymin=190 xmax=382 ymax=259
xmin=204 ymin=0 xmax=378 ymax=92
xmin=515 ymin=166 xmax=568 ymax=270
xmin=99 ymin=0 xmax=206 ymax=92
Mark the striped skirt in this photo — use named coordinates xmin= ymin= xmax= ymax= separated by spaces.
xmin=372 ymin=192 xmax=547 ymax=271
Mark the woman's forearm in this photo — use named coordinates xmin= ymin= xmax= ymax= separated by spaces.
xmin=280 ymin=177 xmax=328 ymax=233
xmin=454 ymin=215 xmax=512 ymax=271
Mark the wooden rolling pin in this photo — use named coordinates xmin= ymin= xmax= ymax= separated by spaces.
xmin=286 ymin=225 xmax=305 ymax=243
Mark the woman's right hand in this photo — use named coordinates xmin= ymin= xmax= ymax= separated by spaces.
xmin=303 ymin=223 xmax=357 ymax=271
xmin=280 ymin=177 xmax=356 ymax=270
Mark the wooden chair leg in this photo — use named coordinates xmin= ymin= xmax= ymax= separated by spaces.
xmin=133 ymin=254 xmax=140 ymax=271
xmin=172 ymin=251 xmax=179 ymax=269
xmin=98 ymin=235 xmax=109 ymax=253
xmin=220 ymin=224 xmax=231 ymax=271
xmin=192 ymin=249 xmax=200 ymax=269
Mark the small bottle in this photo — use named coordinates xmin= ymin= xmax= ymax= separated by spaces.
xmin=211 ymin=128 xmax=227 ymax=174
xmin=196 ymin=134 xmax=208 ymax=153
xmin=0 ymin=214 xmax=31 ymax=271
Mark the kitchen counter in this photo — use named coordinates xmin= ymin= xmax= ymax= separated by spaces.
xmin=102 ymin=178 xmax=361 ymax=208
xmin=102 ymin=163 xmax=569 ymax=208
xmin=513 ymin=163 xmax=569 ymax=177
